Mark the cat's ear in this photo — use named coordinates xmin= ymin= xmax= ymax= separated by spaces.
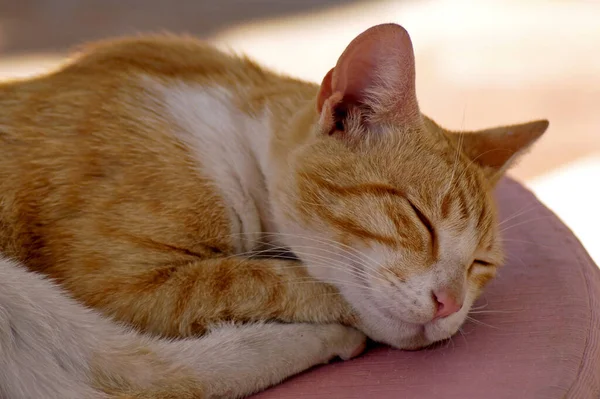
xmin=455 ymin=119 xmax=549 ymax=184
xmin=316 ymin=23 xmax=420 ymax=134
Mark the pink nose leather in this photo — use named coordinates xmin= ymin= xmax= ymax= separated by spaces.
xmin=432 ymin=289 xmax=463 ymax=319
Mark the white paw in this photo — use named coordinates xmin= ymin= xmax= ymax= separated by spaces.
xmin=314 ymin=324 xmax=367 ymax=363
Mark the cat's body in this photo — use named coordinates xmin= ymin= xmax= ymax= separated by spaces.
xmin=0 ymin=24 xmax=548 ymax=397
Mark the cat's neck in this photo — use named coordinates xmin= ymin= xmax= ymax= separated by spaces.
xmin=245 ymin=87 xmax=320 ymax=249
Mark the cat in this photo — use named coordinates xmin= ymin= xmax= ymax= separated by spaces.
xmin=0 ymin=23 xmax=547 ymax=397
xmin=0 ymin=256 xmax=364 ymax=398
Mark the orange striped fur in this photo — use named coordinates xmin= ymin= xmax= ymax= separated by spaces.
xmin=0 ymin=23 xmax=547 ymax=396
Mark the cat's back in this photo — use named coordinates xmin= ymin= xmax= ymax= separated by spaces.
xmin=0 ymin=35 xmax=313 ymax=175
xmin=0 ymin=35 xmax=277 ymax=140
xmin=0 ymin=35 xmax=311 ymax=274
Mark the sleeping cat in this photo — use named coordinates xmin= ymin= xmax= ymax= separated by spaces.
xmin=0 ymin=23 xmax=547 ymax=397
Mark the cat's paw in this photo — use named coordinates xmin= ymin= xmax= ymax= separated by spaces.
xmin=315 ymin=324 xmax=366 ymax=363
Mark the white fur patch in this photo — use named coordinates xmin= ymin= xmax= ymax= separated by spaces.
xmin=148 ymin=79 xmax=278 ymax=253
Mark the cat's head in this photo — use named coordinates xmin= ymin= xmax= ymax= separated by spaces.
xmin=273 ymin=23 xmax=548 ymax=349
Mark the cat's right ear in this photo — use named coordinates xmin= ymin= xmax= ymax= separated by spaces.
xmin=454 ymin=119 xmax=549 ymax=185
xmin=316 ymin=23 xmax=421 ymax=135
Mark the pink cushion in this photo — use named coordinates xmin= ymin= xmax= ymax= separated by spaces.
xmin=253 ymin=178 xmax=600 ymax=398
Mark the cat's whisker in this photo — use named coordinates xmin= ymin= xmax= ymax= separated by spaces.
xmin=259 ymin=233 xmax=388 ymax=287
xmin=449 ymin=334 xmax=456 ymax=350
xmin=232 ymin=238 xmax=391 ymax=287
xmin=504 ymin=252 xmax=528 ymax=268
xmin=498 ymin=202 xmax=541 ymax=226
xmin=218 ymin=243 xmax=292 ymax=261
xmin=442 ymin=127 xmax=465 ymax=198
xmin=454 ymin=147 xmax=503 ymax=189
xmin=254 ymin=232 xmax=390 ymax=282
xmin=268 ymin=253 xmax=375 ymax=284
xmin=244 ymin=241 xmax=347 ymax=266
xmin=499 ymin=216 xmax=555 ymax=233
xmin=465 ymin=315 xmax=500 ymax=330
xmin=284 ymin=245 xmax=389 ymax=281
xmin=457 ymin=327 xmax=469 ymax=350
xmin=469 ymin=310 xmax=517 ymax=315
xmin=500 ymin=238 xmax=553 ymax=249
xmin=265 ymin=232 xmax=381 ymax=267
xmin=470 ymin=303 xmax=489 ymax=311
xmin=240 ymin=253 xmax=359 ymax=281
xmin=211 ymin=239 xmax=351 ymax=274
xmin=273 ymin=275 xmax=385 ymax=296
xmin=205 ymin=230 xmax=386 ymax=278
xmin=235 ymin=254 xmax=384 ymax=293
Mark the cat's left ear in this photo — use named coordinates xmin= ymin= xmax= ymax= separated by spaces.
xmin=316 ymin=23 xmax=420 ymax=135
xmin=454 ymin=119 xmax=549 ymax=185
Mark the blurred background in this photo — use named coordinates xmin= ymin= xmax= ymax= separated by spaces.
xmin=0 ymin=0 xmax=598 ymax=262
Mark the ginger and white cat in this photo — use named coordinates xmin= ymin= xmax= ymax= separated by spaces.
xmin=0 ymin=23 xmax=547 ymax=397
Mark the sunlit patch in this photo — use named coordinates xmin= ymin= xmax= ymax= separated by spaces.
xmin=0 ymin=54 xmax=63 ymax=80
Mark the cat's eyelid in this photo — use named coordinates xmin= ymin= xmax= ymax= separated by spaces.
xmin=406 ymin=200 xmax=435 ymax=239
xmin=474 ymin=259 xmax=494 ymax=267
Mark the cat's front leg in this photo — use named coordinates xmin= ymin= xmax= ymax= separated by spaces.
xmin=191 ymin=323 xmax=366 ymax=398
xmin=75 ymin=256 xmax=358 ymax=338
xmin=106 ymin=323 xmax=366 ymax=399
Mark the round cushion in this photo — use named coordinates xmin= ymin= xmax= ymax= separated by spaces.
xmin=253 ymin=178 xmax=600 ymax=399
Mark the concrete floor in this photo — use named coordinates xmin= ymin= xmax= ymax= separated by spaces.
xmin=0 ymin=0 xmax=598 ymax=261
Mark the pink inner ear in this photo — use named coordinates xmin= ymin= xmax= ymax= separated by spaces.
xmin=317 ymin=23 xmax=419 ymax=123
xmin=317 ymin=68 xmax=335 ymax=113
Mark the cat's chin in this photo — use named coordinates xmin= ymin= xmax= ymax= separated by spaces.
xmin=391 ymin=328 xmax=432 ymax=351
xmin=367 ymin=322 xmax=457 ymax=351
xmin=355 ymin=306 xmax=461 ymax=350
xmin=355 ymin=312 xmax=423 ymax=350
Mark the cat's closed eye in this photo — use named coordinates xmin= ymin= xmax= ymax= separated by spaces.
xmin=407 ymin=201 xmax=434 ymax=236
xmin=407 ymin=200 xmax=436 ymax=255
xmin=469 ymin=260 xmax=494 ymax=273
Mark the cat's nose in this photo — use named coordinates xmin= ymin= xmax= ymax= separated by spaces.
xmin=432 ymin=289 xmax=463 ymax=319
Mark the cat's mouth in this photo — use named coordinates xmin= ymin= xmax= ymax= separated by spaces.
xmin=358 ymin=310 xmax=456 ymax=350
xmin=368 ymin=302 xmax=460 ymax=349
xmin=370 ymin=295 xmax=437 ymax=325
